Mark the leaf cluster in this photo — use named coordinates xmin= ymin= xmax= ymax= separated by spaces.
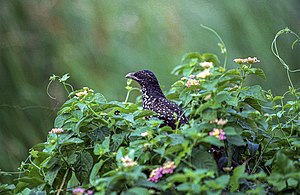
xmin=1 ymin=52 xmax=299 ymax=195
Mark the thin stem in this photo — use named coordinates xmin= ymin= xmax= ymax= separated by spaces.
xmin=251 ymin=137 xmax=273 ymax=174
xmin=56 ymin=168 xmax=70 ymax=195
xmin=124 ymin=88 xmax=140 ymax=103
xmin=46 ymin=79 xmax=56 ymax=99
xmin=271 ymin=28 xmax=300 ymax=91
xmin=201 ymin=24 xmax=228 ymax=68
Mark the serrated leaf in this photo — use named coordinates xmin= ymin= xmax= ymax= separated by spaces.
xmin=87 ymin=126 xmax=110 ymax=142
xmin=240 ymin=85 xmax=266 ymax=102
xmin=74 ymin=151 xmax=94 ymax=184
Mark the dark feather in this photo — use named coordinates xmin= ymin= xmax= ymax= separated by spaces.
xmin=126 ymin=70 xmax=188 ymax=129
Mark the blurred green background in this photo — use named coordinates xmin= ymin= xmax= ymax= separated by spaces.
xmin=0 ymin=0 xmax=299 ymax=177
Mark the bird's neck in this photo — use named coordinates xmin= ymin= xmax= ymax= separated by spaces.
xmin=141 ymin=84 xmax=165 ymax=99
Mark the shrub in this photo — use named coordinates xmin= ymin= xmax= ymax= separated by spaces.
xmin=1 ymin=28 xmax=299 ymax=195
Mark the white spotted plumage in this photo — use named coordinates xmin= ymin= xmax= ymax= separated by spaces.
xmin=126 ymin=70 xmax=189 ymax=129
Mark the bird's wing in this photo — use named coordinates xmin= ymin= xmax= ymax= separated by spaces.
xmin=150 ymin=97 xmax=188 ymax=124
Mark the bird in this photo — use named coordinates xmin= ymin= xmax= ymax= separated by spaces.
xmin=125 ymin=70 xmax=188 ymax=129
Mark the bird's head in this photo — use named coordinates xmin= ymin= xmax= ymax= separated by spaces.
xmin=125 ymin=70 xmax=159 ymax=86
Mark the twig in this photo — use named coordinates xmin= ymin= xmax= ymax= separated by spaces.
xmin=57 ymin=168 xmax=70 ymax=195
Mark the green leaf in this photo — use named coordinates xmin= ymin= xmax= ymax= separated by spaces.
xmin=112 ymin=133 xmax=127 ymax=151
xmin=249 ymin=68 xmax=266 ymax=80
xmin=99 ymin=101 xmax=125 ymax=110
xmin=74 ymin=151 xmax=94 ymax=184
xmin=73 ymin=110 xmax=83 ymax=119
xmin=58 ymin=73 xmax=70 ymax=82
xmin=202 ymin=53 xmax=220 ymax=64
xmin=226 ymin=135 xmax=246 ymax=146
xmin=223 ymin=127 xmax=237 ymax=136
xmin=200 ymin=136 xmax=224 ymax=147
xmin=87 ymin=126 xmax=111 ymax=142
xmin=77 ymin=103 xmax=88 ymax=112
xmin=226 ymin=96 xmax=239 ymax=107
xmin=167 ymin=174 xmax=187 ymax=183
xmin=167 ymin=134 xmax=185 ymax=146
xmin=0 ymin=184 xmax=15 ymax=191
xmin=94 ymin=137 xmax=110 ymax=156
xmin=45 ymin=164 xmax=61 ymax=186
xmin=67 ymin=171 xmax=80 ymax=188
xmin=124 ymin=187 xmax=150 ymax=195
xmin=54 ymin=114 xmax=70 ymax=128
xmin=171 ymin=80 xmax=185 ymax=87
xmin=61 ymin=137 xmax=84 ymax=146
xmin=134 ymin=110 xmax=157 ymax=120
xmin=229 ymin=165 xmax=246 ymax=192
xmin=93 ymin=93 xmax=107 ymax=104
xmin=215 ymin=91 xmax=230 ymax=103
xmin=90 ymin=160 xmax=104 ymax=185
xmin=181 ymin=52 xmax=202 ymax=63
xmin=247 ymin=140 xmax=260 ymax=156
xmin=191 ymin=146 xmax=218 ymax=172
xmin=201 ymin=109 xmax=217 ymax=121
xmin=239 ymin=85 xmax=266 ymax=102
xmin=122 ymin=113 xmax=135 ymax=123
xmin=205 ymin=175 xmax=229 ymax=189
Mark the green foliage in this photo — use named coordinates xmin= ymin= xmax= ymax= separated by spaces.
xmin=1 ymin=48 xmax=300 ymax=194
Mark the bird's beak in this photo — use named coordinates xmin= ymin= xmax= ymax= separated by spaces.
xmin=125 ymin=72 xmax=138 ymax=80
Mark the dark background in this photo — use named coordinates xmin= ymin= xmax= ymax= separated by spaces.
xmin=0 ymin=0 xmax=299 ymax=174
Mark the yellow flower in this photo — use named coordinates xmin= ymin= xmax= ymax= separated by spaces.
xmin=196 ymin=69 xmax=211 ymax=79
xmin=121 ymin=155 xmax=137 ymax=167
xmin=200 ymin=61 xmax=213 ymax=69
xmin=185 ymin=79 xmax=199 ymax=88
xmin=75 ymin=87 xmax=94 ymax=98
xmin=233 ymin=58 xmax=244 ymax=64
xmin=141 ymin=132 xmax=149 ymax=137
xmin=75 ymin=91 xmax=88 ymax=97
xmin=211 ymin=118 xmax=228 ymax=126
xmin=204 ymin=94 xmax=212 ymax=101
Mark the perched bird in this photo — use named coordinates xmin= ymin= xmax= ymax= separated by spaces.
xmin=126 ymin=70 xmax=188 ymax=129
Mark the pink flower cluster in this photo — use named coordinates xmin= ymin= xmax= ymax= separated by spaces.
xmin=72 ymin=187 xmax=93 ymax=195
xmin=48 ymin=128 xmax=64 ymax=134
xmin=148 ymin=161 xmax=176 ymax=183
xmin=233 ymin=57 xmax=260 ymax=64
xmin=209 ymin=128 xmax=226 ymax=141
xmin=184 ymin=75 xmax=199 ymax=88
